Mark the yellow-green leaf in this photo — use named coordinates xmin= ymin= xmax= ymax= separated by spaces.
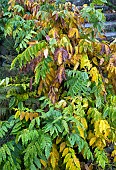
xmin=62 ymin=148 xmax=69 ymax=157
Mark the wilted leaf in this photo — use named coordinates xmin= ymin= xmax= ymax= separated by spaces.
xmin=57 ymin=64 xmax=66 ymax=83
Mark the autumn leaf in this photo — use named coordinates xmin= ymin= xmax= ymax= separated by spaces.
xmin=20 ymin=111 xmax=25 ymax=120
xmin=80 ymin=54 xmax=91 ymax=70
xmin=40 ymin=159 xmax=47 ymax=167
xmin=78 ymin=126 xmax=85 ymax=139
xmin=62 ymin=148 xmax=69 ymax=157
xmin=64 ymin=153 xmax=71 ymax=163
xmin=68 ymin=28 xmax=79 ymax=39
xmin=54 ymin=48 xmax=69 ymax=65
xmin=57 ymin=64 xmax=66 ymax=83
xmin=73 ymin=156 xmax=80 ymax=168
xmin=50 ymin=144 xmax=59 ymax=169
xmin=60 ymin=142 xmax=66 ymax=152
xmin=99 ymin=120 xmax=110 ymax=138
xmin=90 ymin=67 xmax=99 ymax=85
xmin=56 ymin=137 xmax=62 ymax=144
xmin=89 ymin=136 xmax=96 ymax=146
xmin=66 ymin=158 xmax=73 ymax=169
xmin=25 ymin=112 xmax=30 ymax=121
xmin=81 ymin=117 xmax=88 ymax=129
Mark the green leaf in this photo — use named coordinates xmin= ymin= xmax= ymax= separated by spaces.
xmin=34 ymin=157 xmax=41 ymax=169
xmin=18 ymin=101 xmax=23 ymax=110
xmin=9 ymin=97 xmax=16 ymax=108
xmin=35 ymin=117 xmax=40 ymax=127
xmin=30 ymin=163 xmax=37 ymax=170
xmin=62 ymin=120 xmax=69 ymax=133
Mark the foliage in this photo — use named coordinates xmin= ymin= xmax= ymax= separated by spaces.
xmin=0 ymin=0 xmax=116 ymax=169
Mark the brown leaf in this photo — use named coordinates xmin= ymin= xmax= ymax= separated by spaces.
xmin=57 ymin=64 xmax=66 ymax=83
xmin=30 ymin=77 xmax=33 ymax=91
xmin=60 ymin=142 xmax=66 ymax=152
xmin=54 ymin=48 xmax=69 ymax=65
xmin=100 ymin=44 xmax=105 ymax=54
xmin=105 ymin=44 xmax=110 ymax=55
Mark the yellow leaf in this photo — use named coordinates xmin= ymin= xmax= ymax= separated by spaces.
xmin=80 ymin=54 xmax=91 ymax=70
xmin=95 ymin=138 xmax=105 ymax=149
xmin=73 ymin=156 xmax=80 ymax=168
xmin=90 ymin=67 xmax=99 ymax=85
xmin=15 ymin=110 xmax=20 ymax=119
xmin=92 ymin=57 xmax=98 ymax=66
xmin=57 ymin=51 xmax=63 ymax=65
xmin=82 ymin=99 xmax=88 ymax=109
xmin=89 ymin=137 xmax=96 ymax=146
xmin=66 ymin=158 xmax=73 ymax=169
xmin=50 ymin=144 xmax=59 ymax=169
xmin=78 ymin=126 xmax=85 ymax=139
xmin=69 ymin=163 xmax=77 ymax=170
xmin=62 ymin=148 xmax=69 ymax=157
xmin=79 ymin=45 xmax=83 ymax=54
xmin=56 ymin=137 xmax=62 ymax=144
xmin=99 ymin=120 xmax=110 ymax=138
xmin=38 ymin=80 xmax=43 ymax=96
xmin=48 ymin=27 xmax=59 ymax=38
xmin=40 ymin=159 xmax=47 ymax=167
xmin=75 ymin=46 xmax=79 ymax=54
xmin=68 ymin=28 xmax=79 ymax=39
xmin=114 ymin=156 xmax=116 ymax=162
xmin=83 ymin=4 xmax=88 ymax=7
xmin=88 ymin=130 xmax=94 ymax=140
xmin=74 ymin=61 xmax=79 ymax=70
xmin=46 ymin=73 xmax=53 ymax=82
xmin=64 ymin=153 xmax=71 ymax=163
xmin=81 ymin=118 xmax=88 ymax=129
xmin=60 ymin=142 xmax=66 ymax=152
xmin=50 ymin=152 xmax=57 ymax=169
xmin=111 ymin=150 xmax=116 ymax=157
xmin=52 ymin=144 xmax=59 ymax=160
xmin=25 ymin=112 xmax=30 ymax=121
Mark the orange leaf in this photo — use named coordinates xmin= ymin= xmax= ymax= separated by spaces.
xmin=20 ymin=111 xmax=25 ymax=120
xmin=25 ymin=112 xmax=30 ymax=121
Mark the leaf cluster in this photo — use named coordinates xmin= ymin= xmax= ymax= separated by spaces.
xmin=0 ymin=0 xmax=116 ymax=170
